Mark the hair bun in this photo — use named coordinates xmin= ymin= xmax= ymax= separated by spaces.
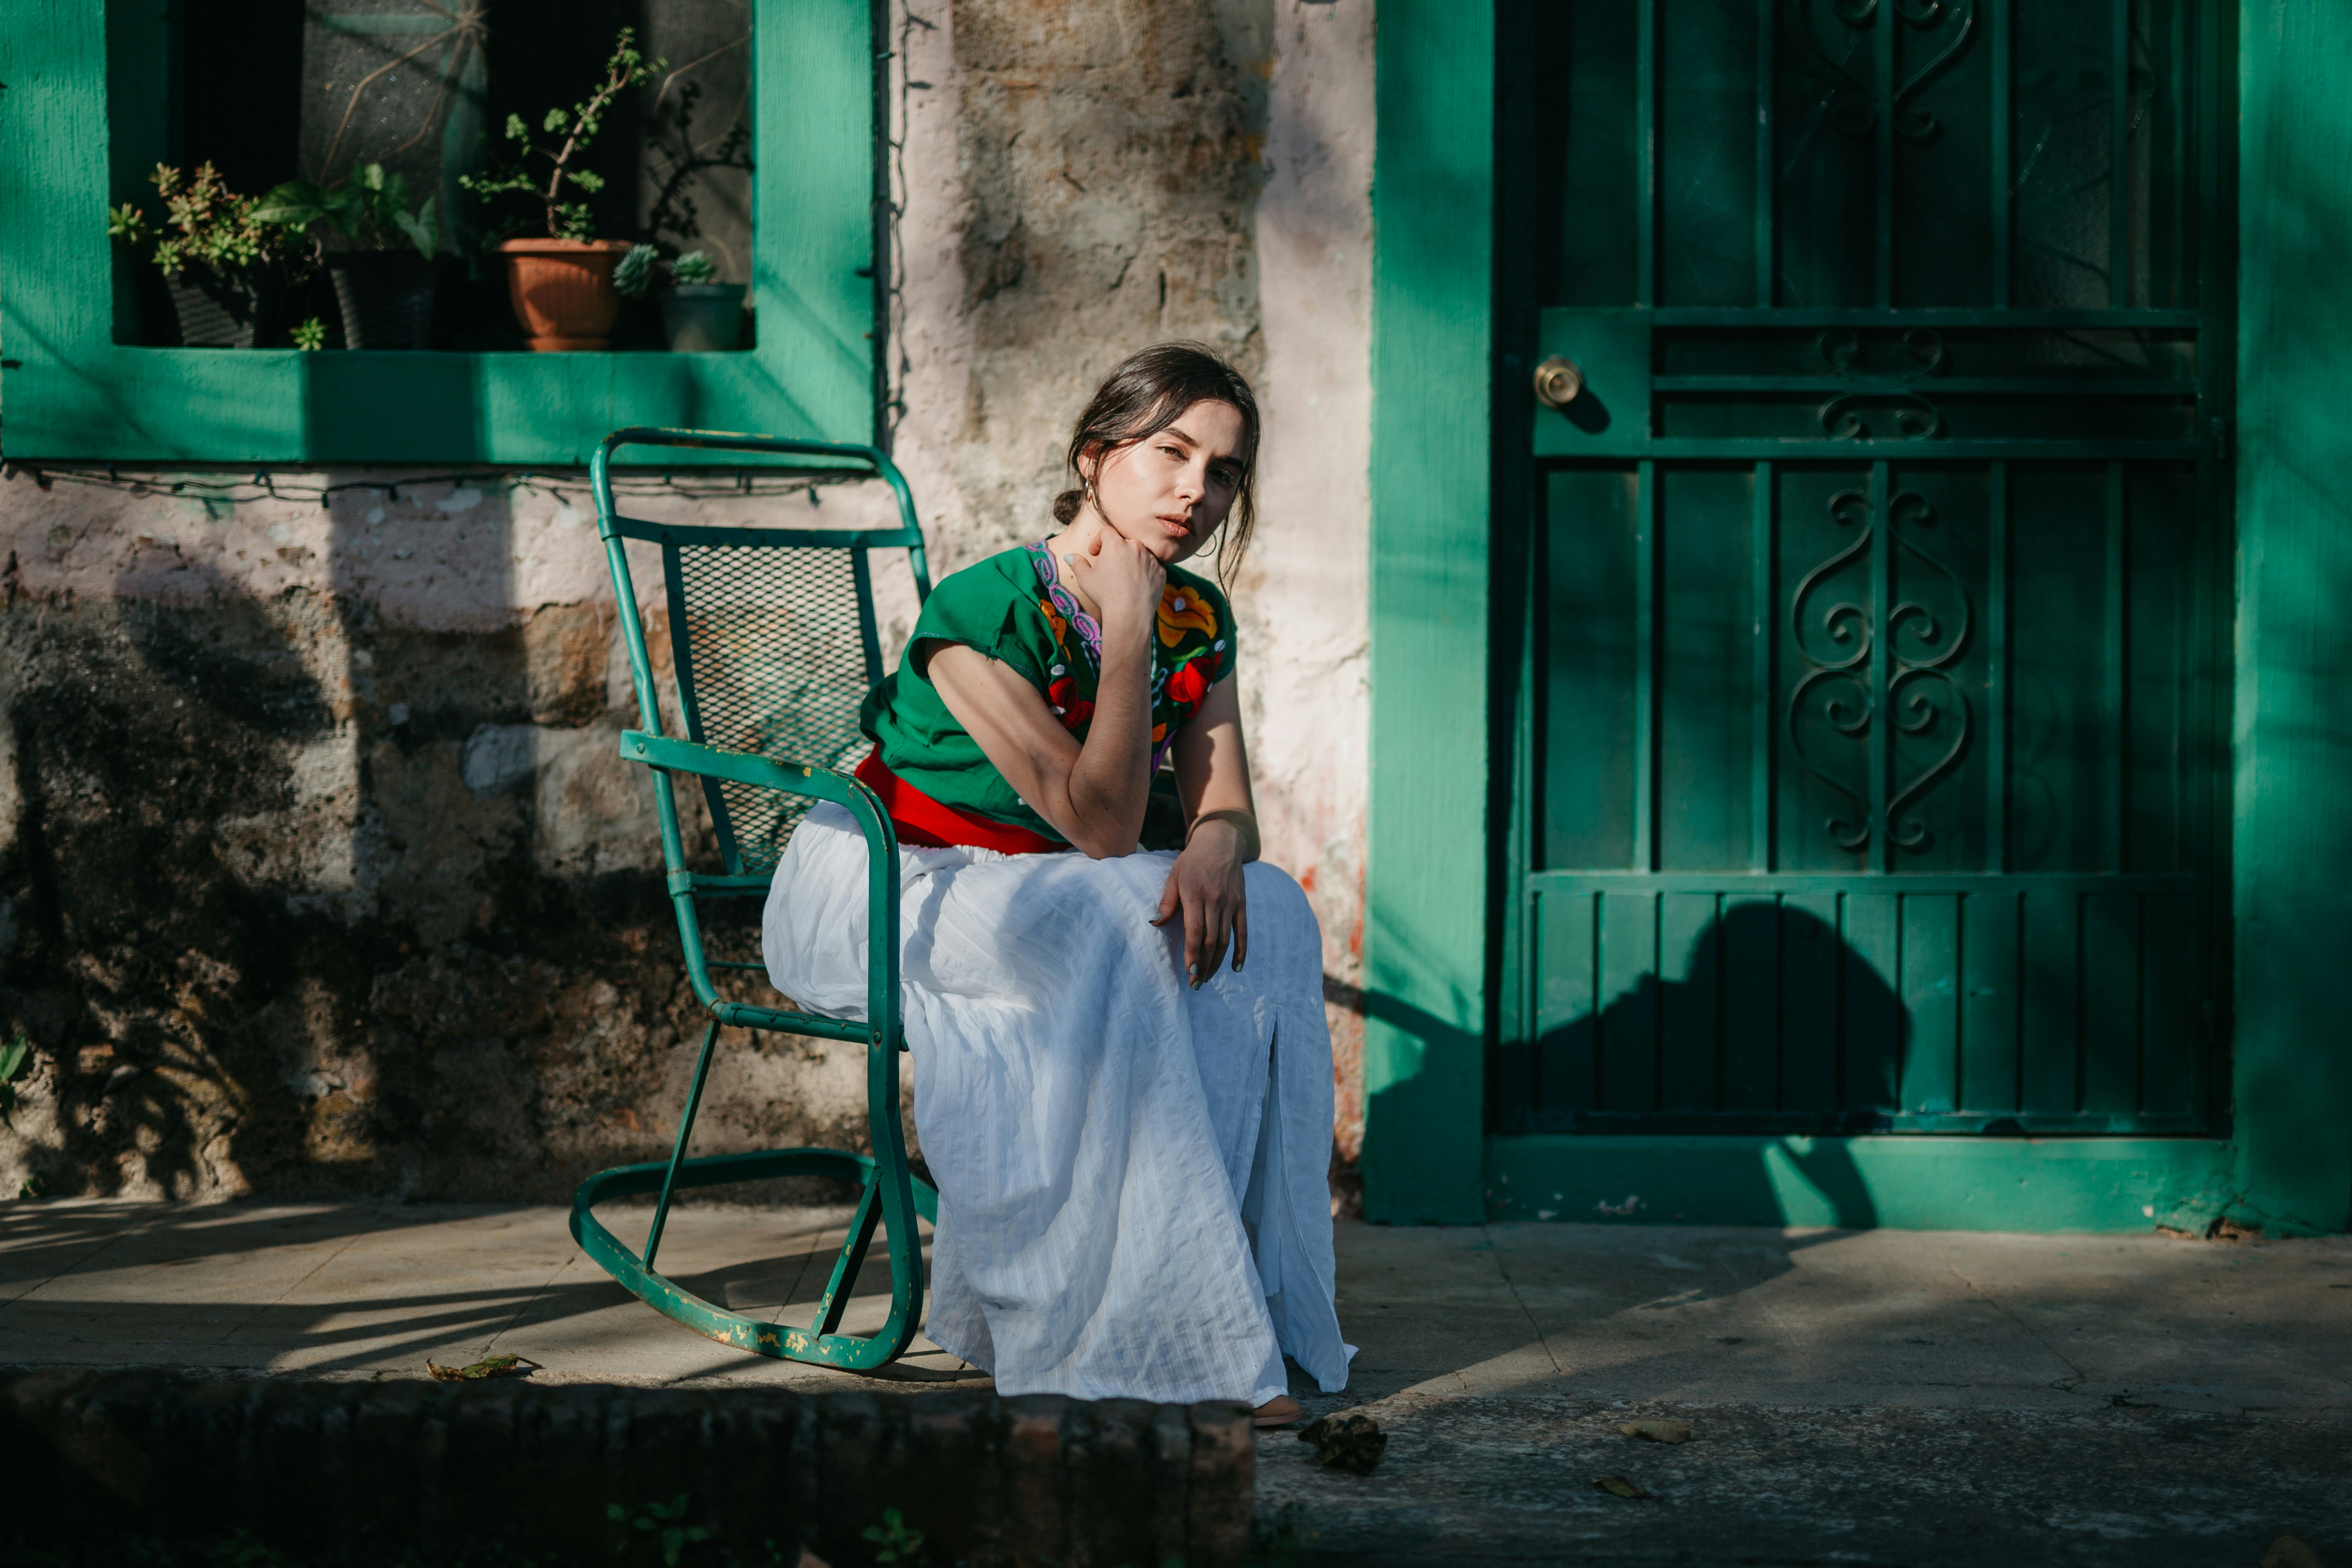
xmin=1052 ymin=488 xmax=1083 ymax=525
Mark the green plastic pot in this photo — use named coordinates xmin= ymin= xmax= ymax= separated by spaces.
xmin=659 ymin=283 xmax=746 ymax=352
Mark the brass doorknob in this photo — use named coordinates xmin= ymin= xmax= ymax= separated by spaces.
xmin=1533 ymin=356 xmax=1584 ymax=409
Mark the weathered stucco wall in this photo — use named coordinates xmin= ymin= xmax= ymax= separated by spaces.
xmin=886 ymin=0 xmax=1375 ymax=1164
xmin=0 ymin=0 xmax=1374 ymax=1202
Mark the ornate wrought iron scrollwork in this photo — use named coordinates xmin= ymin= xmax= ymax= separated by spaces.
xmin=1800 ymin=0 xmax=1979 ymax=142
xmin=1882 ymin=490 xmax=1972 ymax=846
xmin=1786 ymin=485 xmax=1976 ymax=855
xmin=1813 ymin=328 xmax=1948 ymax=440
xmin=1818 ymin=392 xmax=1944 ymax=441
xmin=1815 ymin=327 xmax=1945 ymax=378
xmin=1787 ymin=489 xmax=1876 ymax=849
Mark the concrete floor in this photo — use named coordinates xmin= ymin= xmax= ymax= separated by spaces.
xmin=4 ymin=1201 xmax=2348 ymax=1564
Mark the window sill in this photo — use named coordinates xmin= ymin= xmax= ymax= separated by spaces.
xmin=4 ymin=334 xmax=858 ymax=465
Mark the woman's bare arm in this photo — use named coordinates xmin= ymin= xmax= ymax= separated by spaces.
xmin=923 ymin=535 xmax=1165 ymax=858
xmin=1170 ymin=677 xmax=1257 ymax=860
xmin=923 ymin=644 xmax=1114 ymax=855
xmin=924 ymin=537 xmax=1164 ymax=857
xmin=1153 ymin=677 xmax=1256 ymax=982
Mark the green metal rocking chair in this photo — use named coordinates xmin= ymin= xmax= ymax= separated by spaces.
xmin=571 ymin=427 xmax=939 ymax=1370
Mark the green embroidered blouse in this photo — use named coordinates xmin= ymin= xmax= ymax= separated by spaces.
xmin=859 ymin=542 xmax=1237 ymax=843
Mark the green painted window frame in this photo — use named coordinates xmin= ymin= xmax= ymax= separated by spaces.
xmin=0 ymin=0 xmax=882 ymax=462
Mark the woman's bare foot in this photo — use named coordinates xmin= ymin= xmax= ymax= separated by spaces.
xmin=1253 ymin=1394 xmax=1304 ymax=1428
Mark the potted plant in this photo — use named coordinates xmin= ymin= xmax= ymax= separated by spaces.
xmin=108 ymin=164 xmax=309 ymax=347
xmin=254 ymin=163 xmax=442 ymax=349
xmin=461 ymin=30 xmax=663 ymax=351
xmin=616 ymin=245 xmax=745 ymax=352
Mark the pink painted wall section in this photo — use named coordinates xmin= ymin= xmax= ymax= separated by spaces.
xmin=1249 ymin=0 xmax=1374 ymax=1165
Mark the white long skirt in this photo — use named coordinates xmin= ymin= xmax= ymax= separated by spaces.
xmin=761 ymin=803 xmax=1353 ymax=1407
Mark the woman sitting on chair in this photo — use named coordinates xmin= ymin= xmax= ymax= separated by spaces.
xmin=762 ymin=342 xmax=1350 ymax=1425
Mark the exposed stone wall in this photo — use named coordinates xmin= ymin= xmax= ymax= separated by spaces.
xmin=0 ymin=479 xmax=900 ymax=1201
xmin=0 ymin=0 xmax=1375 ymax=1202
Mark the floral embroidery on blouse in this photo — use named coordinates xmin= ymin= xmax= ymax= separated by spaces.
xmin=1157 ymin=586 xmax=1217 ymax=646
xmin=1164 ymin=651 xmax=1215 ymax=711
xmin=1025 ymin=540 xmax=1227 ymax=771
xmin=1023 ymin=541 xmax=1103 ymax=666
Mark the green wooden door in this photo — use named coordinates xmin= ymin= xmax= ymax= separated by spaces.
xmin=1502 ymin=0 xmax=2231 ymax=1135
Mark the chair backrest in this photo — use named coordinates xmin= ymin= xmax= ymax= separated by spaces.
xmin=591 ymin=429 xmax=932 ymax=876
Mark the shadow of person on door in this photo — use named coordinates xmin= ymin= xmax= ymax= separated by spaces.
xmin=1503 ymin=899 xmax=1905 ymax=1227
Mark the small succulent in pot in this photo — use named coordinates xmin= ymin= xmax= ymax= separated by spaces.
xmin=613 ymin=242 xmax=658 ymax=300
xmin=461 ymin=29 xmax=665 ymax=350
xmin=108 ymin=163 xmax=310 ymax=347
xmin=253 ymin=163 xmax=443 ymax=349
xmin=616 ymin=247 xmax=744 ymax=352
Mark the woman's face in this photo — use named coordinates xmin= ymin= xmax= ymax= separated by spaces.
xmin=1081 ymin=398 xmax=1247 ymax=565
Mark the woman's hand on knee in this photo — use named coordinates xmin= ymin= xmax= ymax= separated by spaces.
xmin=1151 ymin=818 xmax=1251 ymax=986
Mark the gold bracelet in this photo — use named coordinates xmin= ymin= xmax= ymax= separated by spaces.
xmin=1186 ymin=809 xmax=1256 ymax=844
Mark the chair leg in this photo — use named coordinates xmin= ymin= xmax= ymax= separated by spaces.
xmin=643 ymin=1016 xmax=723 ymax=1273
xmin=812 ymin=1169 xmax=885 ymax=1336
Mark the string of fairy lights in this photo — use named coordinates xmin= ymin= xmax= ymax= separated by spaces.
xmin=0 ymin=460 xmax=874 ymax=512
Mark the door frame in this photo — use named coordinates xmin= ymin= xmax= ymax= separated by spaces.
xmin=1362 ymin=0 xmax=2352 ymax=1234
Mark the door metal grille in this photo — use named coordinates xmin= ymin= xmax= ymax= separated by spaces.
xmin=1503 ymin=0 xmax=2231 ymax=1135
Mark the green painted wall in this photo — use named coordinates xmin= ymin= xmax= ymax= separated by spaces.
xmin=2229 ymin=0 xmax=2352 ymax=1236
xmin=1361 ymin=0 xmax=1493 ymax=1223
xmin=0 ymin=0 xmax=875 ymax=462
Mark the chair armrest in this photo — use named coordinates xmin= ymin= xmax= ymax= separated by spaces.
xmin=625 ymin=729 xmax=842 ymax=801
xmin=620 ymin=729 xmax=898 ymax=854
xmin=621 ymin=730 xmax=903 ymax=1044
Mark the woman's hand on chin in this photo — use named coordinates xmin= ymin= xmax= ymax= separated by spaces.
xmin=1151 ymin=816 xmax=1250 ymax=986
xmin=1064 ymin=531 xmax=1166 ymax=641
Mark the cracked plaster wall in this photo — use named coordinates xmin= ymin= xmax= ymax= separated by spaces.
xmin=0 ymin=0 xmax=1374 ymax=1202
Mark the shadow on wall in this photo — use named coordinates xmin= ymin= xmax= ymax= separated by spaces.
xmin=0 ymin=476 xmax=871 ymax=1203
xmin=4 ymin=550 xmax=347 ymax=1201
xmin=1351 ymin=901 xmax=1894 ymax=1227
xmin=1522 ymin=902 xmax=1909 ymax=1138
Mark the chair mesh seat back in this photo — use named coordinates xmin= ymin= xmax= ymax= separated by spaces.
xmin=670 ymin=540 xmax=881 ymax=875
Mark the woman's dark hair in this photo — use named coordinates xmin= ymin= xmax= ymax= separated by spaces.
xmin=1052 ymin=341 xmax=1262 ymax=585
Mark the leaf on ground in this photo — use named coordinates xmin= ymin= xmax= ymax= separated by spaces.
xmin=426 ymin=1352 xmax=528 ymax=1381
xmin=2261 ymin=1537 xmax=2320 ymax=1568
xmin=1617 ymin=1418 xmax=1691 ymax=1444
xmin=1297 ymin=1411 xmax=1387 ymax=1476
xmin=1593 ymin=1475 xmax=1653 ymax=1500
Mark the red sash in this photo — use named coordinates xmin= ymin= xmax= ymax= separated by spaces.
xmin=853 ymin=749 xmax=1064 ymax=855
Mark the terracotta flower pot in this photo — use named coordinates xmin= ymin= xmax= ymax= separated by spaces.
xmin=491 ymin=237 xmax=634 ymax=351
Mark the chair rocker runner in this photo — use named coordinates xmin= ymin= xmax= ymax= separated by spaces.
xmin=571 ymin=427 xmax=939 ymax=1370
